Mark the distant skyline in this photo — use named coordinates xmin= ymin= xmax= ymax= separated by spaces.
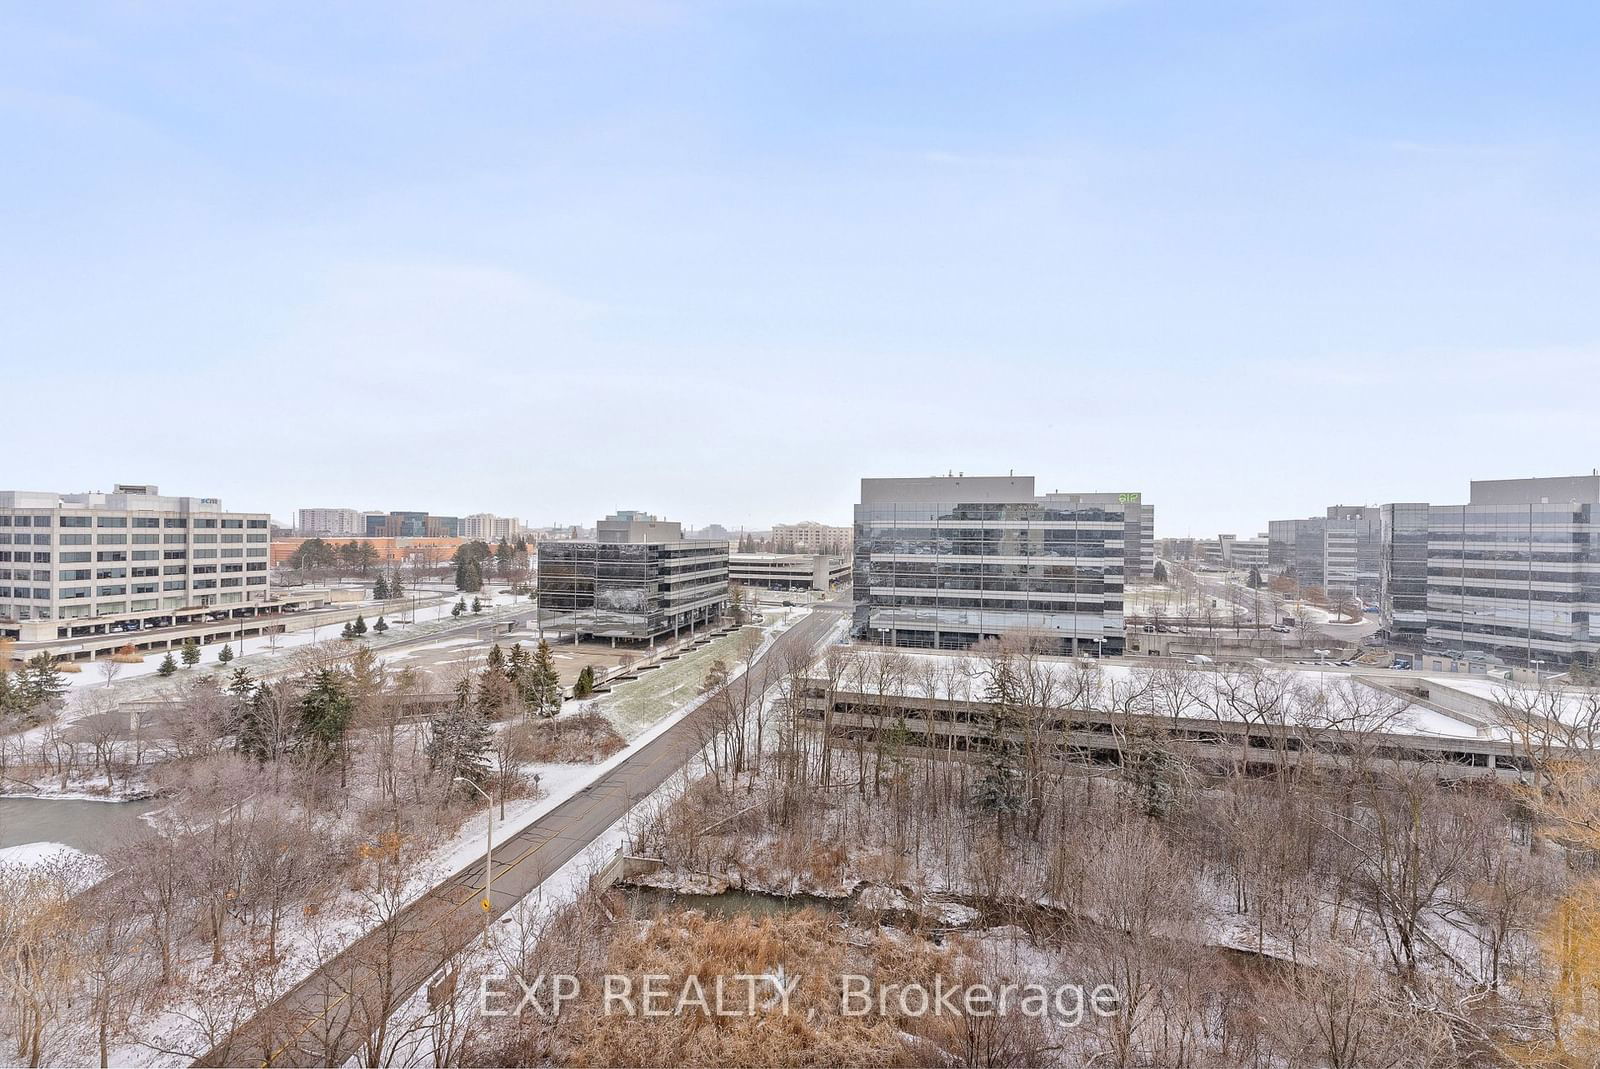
xmin=4 ymin=2 xmax=1597 ymax=536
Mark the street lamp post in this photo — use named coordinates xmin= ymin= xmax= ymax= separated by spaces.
xmin=455 ymin=776 xmax=494 ymax=943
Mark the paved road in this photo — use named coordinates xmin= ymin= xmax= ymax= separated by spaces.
xmin=196 ymin=605 xmax=845 ymax=1068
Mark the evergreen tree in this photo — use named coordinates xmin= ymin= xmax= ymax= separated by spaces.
xmin=471 ymin=596 xmax=483 ymax=614
xmin=513 ymin=536 xmax=528 ymax=555
xmin=972 ymin=656 xmax=1025 ymax=839
xmin=1152 ymin=561 xmax=1169 ymax=584
xmin=226 ymin=666 xmax=255 ymax=703
xmin=352 ymin=613 xmax=368 ymax=637
xmin=451 ymin=598 xmax=466 ymax=618
xmin=157 ymin=653 xmax=178 ymax=677
xmin=427 ymin=690 xmax=493 ymax=791
xmin=373 ymin=615 xmax=388 ymax=635
xmin=1247 ymin=565 xmax=1263 ymax=589
xmin=389 ymin=571 xmax=405 ymax=599
xmin=573 ymin=664 xmax=596 ymax=699
xmin=495 ymin=538 xmax=512 ymax=568
xmin=526 ymin=640 xmax=564 ymax=717
xmin=18 ymin=653 xmax=68 ymax=710
xmin=341 ymin=622 xmax=355 ymax=640
xmin=217 ymin=643 xmax=234 ymax=664
xmin=373 ymin=572 xmax=390 ymax=600
xmin=300 ymin=668 xmax=354 ymax=769
xmin=506 ymin=642 xmax=531 ymax=687
xmin=485 ymin=644 xmax=505 ymax=674
xmin=180 ymin=639 xmax=201 ymax=668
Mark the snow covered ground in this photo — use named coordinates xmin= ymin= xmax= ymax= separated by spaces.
xmin=0 ymin=839 xmax=102 ymax=872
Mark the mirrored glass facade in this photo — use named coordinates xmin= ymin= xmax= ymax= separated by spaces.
xmin=538 ymin=538 xmax=728 ymax=643
xmin=853 ymin=478 xmax=1125 ymax=655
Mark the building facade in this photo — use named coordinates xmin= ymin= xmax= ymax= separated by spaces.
xmin=537 ymin=512 xmax=729 ymax=643
xmin=0 ymin=484 xmax=271 ymax=633
xmin=729 ymin=552 xmax=851 ymax=591
xmin=296 ymin=507 xmax=364 ymax=537
xmin=461 ymin=513 xmax=523 ymax=541
xmin=1269 ymin=506 xmax=1384 ymax=600
xmin=772 ymin=521 xmax=852 ymax=555
xmin=853 ymin=475 xmax=1126 ymax=656
xmin=1401 ymin=476 xmax=1600 ymax=668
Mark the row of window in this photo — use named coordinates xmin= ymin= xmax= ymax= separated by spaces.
xmin=0 ymin=576 xmax=266 ymax=600
xmin=0 ymin=514 xmax=268 ymax=528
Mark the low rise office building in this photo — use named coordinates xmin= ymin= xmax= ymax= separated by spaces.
xmin=0 ymin=483 xmax=272 ymax=643
xmin=853 ymin=475 xmax=1126 ymax=656
xmin=729 ymin=552 xmax=850 ymax=591
xmin=537 ymin=511 xmax=729 ymax=644
xmin=1381 ymin=475 xmax=1600 ymax=669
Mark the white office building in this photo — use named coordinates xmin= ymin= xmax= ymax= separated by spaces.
xmin=1 ymin=484 xmax=271 ymax=639
xmin=461 ymin=513 xmax=523 ymax=541
xmin=296 ymin=507 xmax=365 ymax=537
xmin=773 ymin=521 xmax=852 ymax=554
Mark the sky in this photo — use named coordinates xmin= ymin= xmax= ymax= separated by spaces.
xmin=3 ymin=1 xmax=1598 ymax=536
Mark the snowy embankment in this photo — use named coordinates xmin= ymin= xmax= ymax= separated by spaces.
xmin=0 ymin=840 xmax=108 ymax=885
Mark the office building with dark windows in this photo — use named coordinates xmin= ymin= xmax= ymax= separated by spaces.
xmin=537 ymin=511 xmax=729 ymax=644
xmin=1379 ymin=476 xmax=1600 ymax=670
xmin=852 ymin=475 xmax=1126 ymax=656
xmin=1266 ymin=506 xmax=1384 ymax=601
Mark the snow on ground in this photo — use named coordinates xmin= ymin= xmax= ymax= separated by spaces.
xmin=0 ymin=841 xmax=109 ymax=887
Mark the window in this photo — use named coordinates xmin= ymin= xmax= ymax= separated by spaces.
xmin=132 ymin=534 xmax=158 ymax=544
xmin=194 ymin=518 xmax=217 ymax=529
xmin=97 ymin=551 xmax=127 ymax=562
xmin=131 ymin=517 xmax=159 ymax=528
xmin=164 ymin=518 xmax=187 ymax=529
xmin=60 ymin=551 xmax=90 ymax=563
xmin=247 ymin=519 xmax=268 ymax=529
xmin=59 ymin=516 xmax=91 ymax=528
xmin=97 ymin=516 xmax=127 ymax=527
xmin=221 ymin=519 xmax=243 ymax=529
xmin=96 ymin=533 xmax=127 ymax=545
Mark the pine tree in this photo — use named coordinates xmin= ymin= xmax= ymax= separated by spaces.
xmin=18 ymin=653 xmax=68 ymax=710
xmin=226 ymin=666 xmax=255 ymax=703
xmin=485 ymin=644 xmax=505 ymax=673
xmin=506 ymin=642 xmax=531 ymax=687
xmin=573 ymin=664 xmax=596 ymax=699
xmin=373 ymin=573 xmax=390 ymax=600
xmin=471 ymin=596 xmax=482 ymax=614
xmin=180 ymin=639 xmax=201 ymax=668
xmin=527 ymin=640 xmax=564 ymax=718
xmin=341 ymin=622 xmax=355 ymax=640
xmin=157 ymin=653 xmax=178 ymax=677
xmin=300 ymin=668 xmax=354 ymax=770
xmin=973 ymin=656 xmax=1025 ymax=840
xmin=389 ymin=571 xmax=405 ymax=600
xmin=217 ymin=643 xmax=234 ymax=664
xmin=373 ymin=615 xmax=389 ymax=635
xmin=427 ymin=675 xmax=492 ymax=789
xmin=451 ymin=598 xmax=466 ymax=618
xmin=352 ymin=613 xmax=368 ymax=637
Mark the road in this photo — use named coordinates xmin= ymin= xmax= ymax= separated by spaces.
xmin=195 ymin=604 xmax=845 ymax=1068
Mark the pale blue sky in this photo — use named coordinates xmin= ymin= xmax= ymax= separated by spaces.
xmin=3 ymin=2 xmax=1597 ymax=535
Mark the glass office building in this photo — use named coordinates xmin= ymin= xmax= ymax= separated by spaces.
xmin=1380 ymin=502 xmax=1431 ymax=647
xmin=1376 ymin=477 xmax=1600 ymax=669
xmin=853 ymin=476 xmax=1126 ymax=655
xmin=536 ymin=513 xmax=728 ymax=643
